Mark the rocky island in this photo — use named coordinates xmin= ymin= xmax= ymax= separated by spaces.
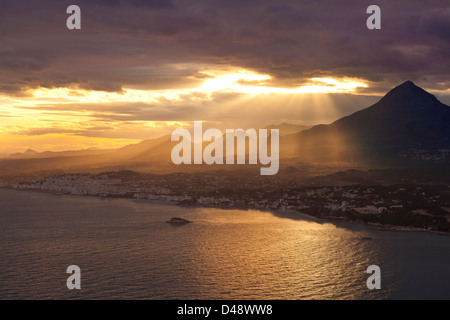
xmin=166 ymin=217 xmax=192 ymax=224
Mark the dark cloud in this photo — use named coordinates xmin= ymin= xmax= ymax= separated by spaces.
xmin=126 ymin=0 xmax=175 ymax=9
xmin=418 ymin=8 xmax=450 ymax=41
xmin=0 ymin=0 xmax=448 ymax=96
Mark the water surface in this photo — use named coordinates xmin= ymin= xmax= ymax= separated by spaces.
xmin=0 ymin=189 xmax=449 ymax=299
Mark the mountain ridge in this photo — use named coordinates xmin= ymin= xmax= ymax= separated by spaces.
xmin=281 ymin=81 xmax=450 ymax=162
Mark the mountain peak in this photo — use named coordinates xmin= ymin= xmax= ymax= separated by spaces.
xmin=400 ymin=80 xmax=415 ymax=87
xmin=24 ymin=149 xmax=38 ymax=154
xmin=379 ymin=80 xmax=439 ymax=107
xmin=395 ymin=80 xmax=423 ymax=92
xmin=283 ymin=80 xmax=450 ymax=162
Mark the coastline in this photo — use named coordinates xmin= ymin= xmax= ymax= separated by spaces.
xmin=2 ymin=185 xmax=449 ymax=236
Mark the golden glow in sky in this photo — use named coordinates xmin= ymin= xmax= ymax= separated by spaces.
xmin=23 ymin=69 xmax=369 ymax=104
xmin=198 ymin=71 xmax=367 ymax=94
xmin=0 ymin=68 xmax=370 ymax=154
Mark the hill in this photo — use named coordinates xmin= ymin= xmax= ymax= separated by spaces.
xmin=281 ymin=81 xmax=450 ymax=163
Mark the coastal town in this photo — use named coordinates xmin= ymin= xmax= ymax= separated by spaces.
xmin=2 ymin=169 xmax=449 ymax=233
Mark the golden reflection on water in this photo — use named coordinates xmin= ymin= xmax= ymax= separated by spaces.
xmin=1 ymin=190 xmax=403 ymax=299
xmin=188 ymin=208 xmax=381 ymax=299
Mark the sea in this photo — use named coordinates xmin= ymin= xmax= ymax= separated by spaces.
xmin=0 ymin=188 xmax=449 ymax=299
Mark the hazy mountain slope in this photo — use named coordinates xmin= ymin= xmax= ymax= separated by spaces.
xmin=281 ymin=81 xmax=450 ymax=162
xmin=264 ymin=123 xmax=311 ymax=136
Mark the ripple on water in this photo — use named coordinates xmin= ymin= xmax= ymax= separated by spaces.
xmin=0 ymin=189 xmax=449 ymax=299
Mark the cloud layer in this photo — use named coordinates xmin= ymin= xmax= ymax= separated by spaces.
xmin=0 ymin=0 xmax=449 ymax=153
xmin=1 ymin=0 xmax=448 ymax=96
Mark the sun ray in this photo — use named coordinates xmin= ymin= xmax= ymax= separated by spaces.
xmin=0 ymin=66 xmax=371 ymax=153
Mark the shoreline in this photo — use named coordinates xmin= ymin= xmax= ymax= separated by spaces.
xmin=2 ymin=186 xmax=449 ymax=236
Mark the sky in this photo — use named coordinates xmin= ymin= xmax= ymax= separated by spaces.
xmin=0 ymin=0 xmax=449 ymax=153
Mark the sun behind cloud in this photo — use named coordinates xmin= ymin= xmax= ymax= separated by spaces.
xmin=0 ymin=67 xmax=371 ymax=154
